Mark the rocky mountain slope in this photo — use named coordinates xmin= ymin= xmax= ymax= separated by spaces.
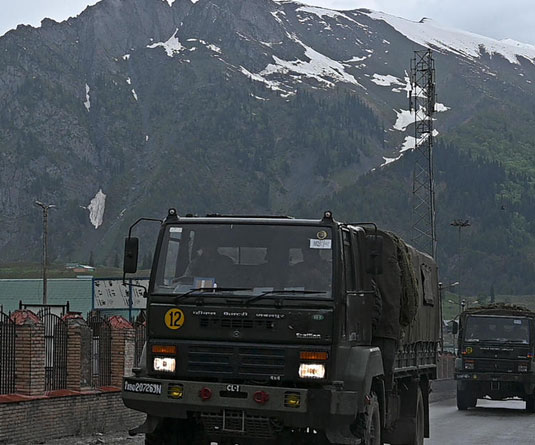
xmin=0 ymin=0 xmax=533 ymax=294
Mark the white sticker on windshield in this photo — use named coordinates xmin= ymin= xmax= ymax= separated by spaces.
xmin=170 ymin=227 xmax=183 ymax=233
xmin=310 ymin=239 xmax=332 ymax=249
xmin=513 ymin=319 xmax=522 ymax=324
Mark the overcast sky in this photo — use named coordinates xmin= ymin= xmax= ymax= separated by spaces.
xmin=1 ymin=0 xmax=534 ymax=44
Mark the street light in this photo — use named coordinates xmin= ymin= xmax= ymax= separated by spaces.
xmin=450 ymin=219 xmax=470 ymax=314
xmin=439 ymin=281 xmax=459 ymax=353
xmin=34 ymin=201 xmax=56 ymax=305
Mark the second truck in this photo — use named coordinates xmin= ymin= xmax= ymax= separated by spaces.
xmin=122 ymin=209 xmax=441 ymax=444
xmin=455 ymin=303 xmax=535 ymax=412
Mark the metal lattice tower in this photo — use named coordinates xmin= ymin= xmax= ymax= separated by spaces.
xmin=409 ymin=49 xmax=437 ymax=258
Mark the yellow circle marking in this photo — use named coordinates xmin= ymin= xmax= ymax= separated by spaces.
xmin=164 ymin=308 xmax=185 ymax=330
xmin=317 ymin=230 xmax=328 ymax=240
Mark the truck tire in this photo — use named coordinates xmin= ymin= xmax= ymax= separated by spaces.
xmin=456 ymin=387 xmax=476 ymax=411
xmin=353 ymin=392 xmax=382 ymax=445
xmin=144 ymin=419 xmax=203 ymax=445
xmin=526 ymin=395 xmax=535 ymax=413
xmin=412 ymin=386 xmax=425 ymax=445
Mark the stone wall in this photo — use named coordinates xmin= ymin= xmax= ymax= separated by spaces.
xmin=0 ymin=390 xmax=145 ymax=444
xmin=0 ymin=310 xmax=143 ymax=444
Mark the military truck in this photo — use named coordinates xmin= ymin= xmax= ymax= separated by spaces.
xmin=454 ymin=303 xmax=535 ymax=412
xmin=121 ymin=209 xmax=440 ymax=444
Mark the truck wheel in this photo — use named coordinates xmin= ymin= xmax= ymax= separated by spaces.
xmin=353 ymin=392 xmax=382 ymax=445
xmin=412 ymin=386 xmax=424 ymax=445
xmin=456 ymin=388 xmax=476 ymax=411
xmin=526 ymin=395 xmax=535 ymax=413
xmin=144 ymin=419 xmax=202 ymax=445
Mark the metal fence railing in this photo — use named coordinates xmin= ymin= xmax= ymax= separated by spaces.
xmin=0 ymin=310 xmax=16 ymax=394
xmin=38 ymin=308 xmax=68 ymax=391
xmin=87 ymin=312 xmax=112 ymax=387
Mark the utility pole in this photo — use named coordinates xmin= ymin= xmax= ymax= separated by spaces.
xmin=450 ymin=219 xmax=470 ymax=314
xmin=34 ymin=201 xmax=56 ymax=305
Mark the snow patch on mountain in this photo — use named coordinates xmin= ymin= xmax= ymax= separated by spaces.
xmin=87 ymin=189 xmax=106 ymax=229
xmin=259 ymin=34 xmax=364 ymax=89
xmin=370 ymin=74 xmax=404 ymax=87
xmin=364 ymin=12 xmax=535 ymax=65
xmin=84 ymin=84 xmax=91 ymax=111
xmin=186 ymin=38 xmax=222 ymax=54
xmin=163 ymin=0 xmax=175 ymax=6
xmin=239 ymin=66 xmax=286 ymax=93
xmin=295 ymin=5 xmax=366 ymax=29
xmin=147 ymin=29 xmax=184 ymax=57
xmin=393 ymin=109 xmax=415 ymax=131
xmin=344 ymin=55 xmax=369 ymax=63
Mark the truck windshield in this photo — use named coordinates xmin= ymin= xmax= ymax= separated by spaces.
xmin=153 ymin=223 xmax=333 ymax=298
xmin=464 ymin=316 xmax=530 ymax=344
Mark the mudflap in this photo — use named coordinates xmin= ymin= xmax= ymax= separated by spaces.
xmin=129 ymin=415 xmax=161 ymax=436
xmin=325 ymin=423 xmax=360 ymax=445
xmin=382 ymin=380 xmax=427 ymax=445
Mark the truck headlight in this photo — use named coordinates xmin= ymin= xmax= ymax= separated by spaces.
xmin=518 ymin=363 xmax=529 ymax=373
xmin=464 ymin=360 xmax=475 ymax=370
xmin=154 ymin=357 xmax=176 ymax=373
xmin=298 ymin=363 xmax=325 ymax=379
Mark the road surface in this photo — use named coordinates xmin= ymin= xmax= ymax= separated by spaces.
xmin=41 ymin=394 xmax=535 ymax=444
xmin=426 ymin=397 xmax=535 ymax=444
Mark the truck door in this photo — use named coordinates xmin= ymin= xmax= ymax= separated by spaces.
xmin=343 ymin=229 xmax=370 ymax=344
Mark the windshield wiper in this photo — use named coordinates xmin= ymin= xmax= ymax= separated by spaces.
xmin=174 ymin=287 xmax=253 ymax=303
xmin=245 ymin=289 xmax=327 ymax=305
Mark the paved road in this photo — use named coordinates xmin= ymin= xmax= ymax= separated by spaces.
xmin=426 ymin=398 xmax=535 ymax=445
xmin=41 ymin=391 xmax=535 ymax=444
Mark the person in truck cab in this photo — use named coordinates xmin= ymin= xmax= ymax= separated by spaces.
xmin=288 ymin=247 xmax=331 ymax=290
xmin=185 ymin=243 xmax=234 ymax=284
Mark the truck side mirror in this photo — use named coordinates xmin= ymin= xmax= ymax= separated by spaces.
xmin=124 ymin=237 xmax=139 ymax=274
xmin=451 ymin=321 xmax=459 ymax=335
xmin=365 ymin=235 xmax=383 ymax=275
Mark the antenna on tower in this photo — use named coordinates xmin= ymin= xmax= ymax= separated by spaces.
xmin=410 ymin=49 xmax=437 ymax=258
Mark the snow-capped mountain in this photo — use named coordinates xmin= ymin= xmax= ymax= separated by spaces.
xmin=0 ymin=0 xmax=533 ymax=293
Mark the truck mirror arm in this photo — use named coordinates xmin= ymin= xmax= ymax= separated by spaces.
xmin=122 ymin=217 xmax=163 ymax=286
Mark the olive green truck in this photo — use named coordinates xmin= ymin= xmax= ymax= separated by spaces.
xmin=122 ymin=210 xmax=441 ymax=444
xmin=455 ymin=303 xmax=535 ymax=412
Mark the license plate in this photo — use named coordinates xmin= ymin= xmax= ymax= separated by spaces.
xmin=123 ymin=379 xmax=162 ymax=395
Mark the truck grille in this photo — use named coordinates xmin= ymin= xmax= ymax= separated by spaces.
xmin=199 ymin=318 xmax=276 ymax=329
xmin=187 ymin=345 xmax=286 ymax=378
xmin=201 ymin=410 xmax=282 ymax=439
xmin=475 ymin=359 xmax=515 ymax=373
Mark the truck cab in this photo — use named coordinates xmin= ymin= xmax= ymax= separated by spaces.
xmin=455 ymin=307 xmax=535 ymax=412
xmin=122 ymin=209 xmax=437 ymax=444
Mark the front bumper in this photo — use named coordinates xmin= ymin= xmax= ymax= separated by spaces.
xmin=122 ymin=376 xmax=358 ymax=428
xmin=455 ymin=372 xmax=535 ymax=383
